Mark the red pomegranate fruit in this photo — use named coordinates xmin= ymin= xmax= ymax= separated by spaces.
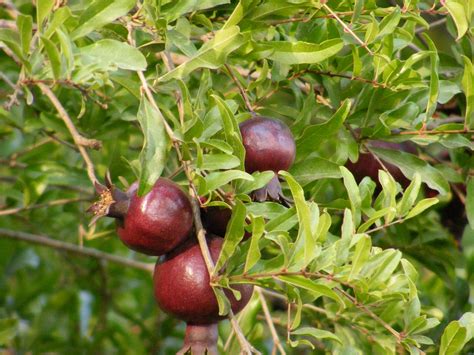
xmin=239 ymin=116 xmax=296 ymax=202
xmin=346 ymin=140 xmax=417 ymax=189
xmin=89 ymin=177 xmax=193 ymax=256
xmin=201 ymin=206 xmax=252 ymax=240
xmin=154 ymin=236 xmax=253 ymax=354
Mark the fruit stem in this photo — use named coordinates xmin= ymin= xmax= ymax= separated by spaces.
xmin=177 ymin=323 xmax=218 ymax=355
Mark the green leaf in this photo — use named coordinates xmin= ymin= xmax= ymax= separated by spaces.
xmin=466 ymin=178 xmax=474 ymax=229
xmin=80 ymin=39 xmax=147 ymax=71
xmin=290 ymin=157 xmax=341 ymax=185
xmin=369 ymin=147 xmax=449 ymax=194
xmin=199 ymin=154 xmax=240 ymax=170
xmin=461 ymin=56 xmax=474 ymax=128
xmin=17 ymin=14 xmax=33 ymax=55
xmin=349 ymin=234 xmax=371 ymax=280
xmin=40 ymin=36 xmax=61 ymax=79
xmin=213 ymin=287 xmax=231 ymax=316
xmin=163 ymin=0 xmax=230 ymax=22
xmin=357 ymin=207 xmax=395 ymax=233
xmin=336 ymin=209 xmax=354 ymax=265
xmin=244 ymin=216 xmax=264 ymax=273
xmin=44 ymin=6 xmax=72 ymax=39
xmin=258 ymin=39 xmax=343 ymax=65
xmin=292 ymin=327 xmax=342 ymax=345
xmin=136 ymin=97 xmax=168 ymax=195
xmin=375 ymin=7 xmax=401 ymax=40
xmin=444 ymin=0 xmax=469 ymax=40
xmin=440 ymin=321 xmax=467 ymax=355
xmin=397 ymin=173 xmax=422 ymax=217
xmin=36 ymin=0 xmax=54 ymax=29
xmin=214 ymin=199 xmax=246 ymax=273
xmin=237 ymin=171 xmax=274 ymax=194
xmin=367 ymin=249 xmax=402 ymax=285
xmin=278 ymin=275 xmax=345 ymax=308
xmin=340 ymin=166 xmax=361 ymax=226
xmin=281 ymin=172 xmax=315 ymax=267
xmin=405 ymin=198 xmax=439 ymax=219
xmin=423 ymin=34 xmax=439 ymax=125
xmin=212 ymin=95 xmax=245 ymax=168
xmin=297 ymin=100 xmax=351 ymax=158
xmin=0 ymin=318 xmax=18 ymax=345
xmin=158 ymin=26 xmax=245 ymax=82
xmin=71 ymin=0 xmax=136 ymax=40
xmin=204 ymin=170 xmax=254 ymax=191
xmin=459 ymin=312 xmax=474 ymax=340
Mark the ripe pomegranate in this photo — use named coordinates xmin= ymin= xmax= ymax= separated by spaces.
xmin=89 ymin=177 xmax=193 ymax=256
xmin=239 ymin=116 xmax=296 ymax=202
xmin=201 ymin=206 xmax=251 ymax=240
xmin=154 ymin=236 xmax=253 ymax=354
xmin=346 ymin=140 xmax=417 ymax=189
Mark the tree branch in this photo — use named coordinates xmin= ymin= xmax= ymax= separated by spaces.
xmin=0 ymin=228 xmax=155 ymax=273
xmin=256 ymin=287 xmax=287 ymax=354
xmin=0 ymin=197 xmax=89 ymax=216
xmin=322 ymin=3 xmax=374 ymax=56
xmin=37 ymin=83 xmax=100 ymax=185
xmin=224 ymin=64 xmax=255 ymax=114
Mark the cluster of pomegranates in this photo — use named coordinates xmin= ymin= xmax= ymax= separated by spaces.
xmin=89 ymin=115 xmax=296 ymax=353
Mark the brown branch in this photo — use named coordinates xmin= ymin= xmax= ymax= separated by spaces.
xmin=0 ymin=197 xmax=89 ymax=216
xmin=0 ymin=228 xmax=155 ymax=272
xmin=37 ymin=82 xmax=99 ymax=184
xmin=395 ymin=128 xmax=474 ymax=136
xmin=322 ymin=3 xmax=373 ymax=56
xmin=256 ymin=287 xmax=287 ymax=355
xmin=291 ymin=69 xmax=391 ymax=89
xmin=224 ymin=64 xmax=255 ymax=113
xmin=23 ymin=79 xmax=109 ymax=110
xmin=335 ymin=287 xmax=402 ymax=342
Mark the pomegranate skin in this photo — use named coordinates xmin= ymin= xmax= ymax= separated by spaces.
xmin=346 ymin=141 xmax=416 ymax=188
xmin=153 ymin=237 xmax=254 ymax=324
xmin=117 ymin=178 xmax=193 ymax=256
xmin=201 ymin=207 xmax=251 ymax=240
xmin=239 ymin=116 xmax=296 ymax=173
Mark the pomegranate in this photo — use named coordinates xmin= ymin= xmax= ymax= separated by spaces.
xmin=239 ymin=116 xmax=296 ymax=202
xmin=154 ymin=236 xmax=253 ymax=353
xmin=346 ymin=140 xmax=417 ymax=189
xmin=89 ymin=177 xmax=193 ymax=256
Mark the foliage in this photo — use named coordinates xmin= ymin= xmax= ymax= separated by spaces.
xmin=1 ymin=0 xmax=474 ymax=353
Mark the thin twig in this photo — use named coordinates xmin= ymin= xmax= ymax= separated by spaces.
xmin=335 ymin=287 xmax=402 ymax=342
xmin=290 ymin=69 xmax=391 ymax=90
xmin=224 ymin=64 xmax=255 ymax=113
xmin=322 ymin=3 xmax=374 ymax=56
xmin=395 ymin=128 xmax=474 ymax=136
xmin=256 ymin=287 xmax=287 ymax=355
xmin=415 ymin=18 xmax=447 ymax=34
xmin=37 ymin=83 xmax=99 ymax=184
xmin=0 ymin=228 xmax=155 ymax=272
xmin=0 ymin=197 xmax=89 ymax=216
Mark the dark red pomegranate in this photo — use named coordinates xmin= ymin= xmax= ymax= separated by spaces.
xmin=346 ymin=140 xmax=417 ymax=189
xmin=239 ymin=116 xmax=296 ymax=202
xmin=89 ymin=177 xmax=193 ymax=256
xmin=201 ymin=206 xmax=251 ymax=240
xmin=154 ymin=236 xmax=253 ymax=353
xmin=201 ymin=207 xmax=232 ymax=237
xmin=240 ymin=116 xmax=295 ymax=173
